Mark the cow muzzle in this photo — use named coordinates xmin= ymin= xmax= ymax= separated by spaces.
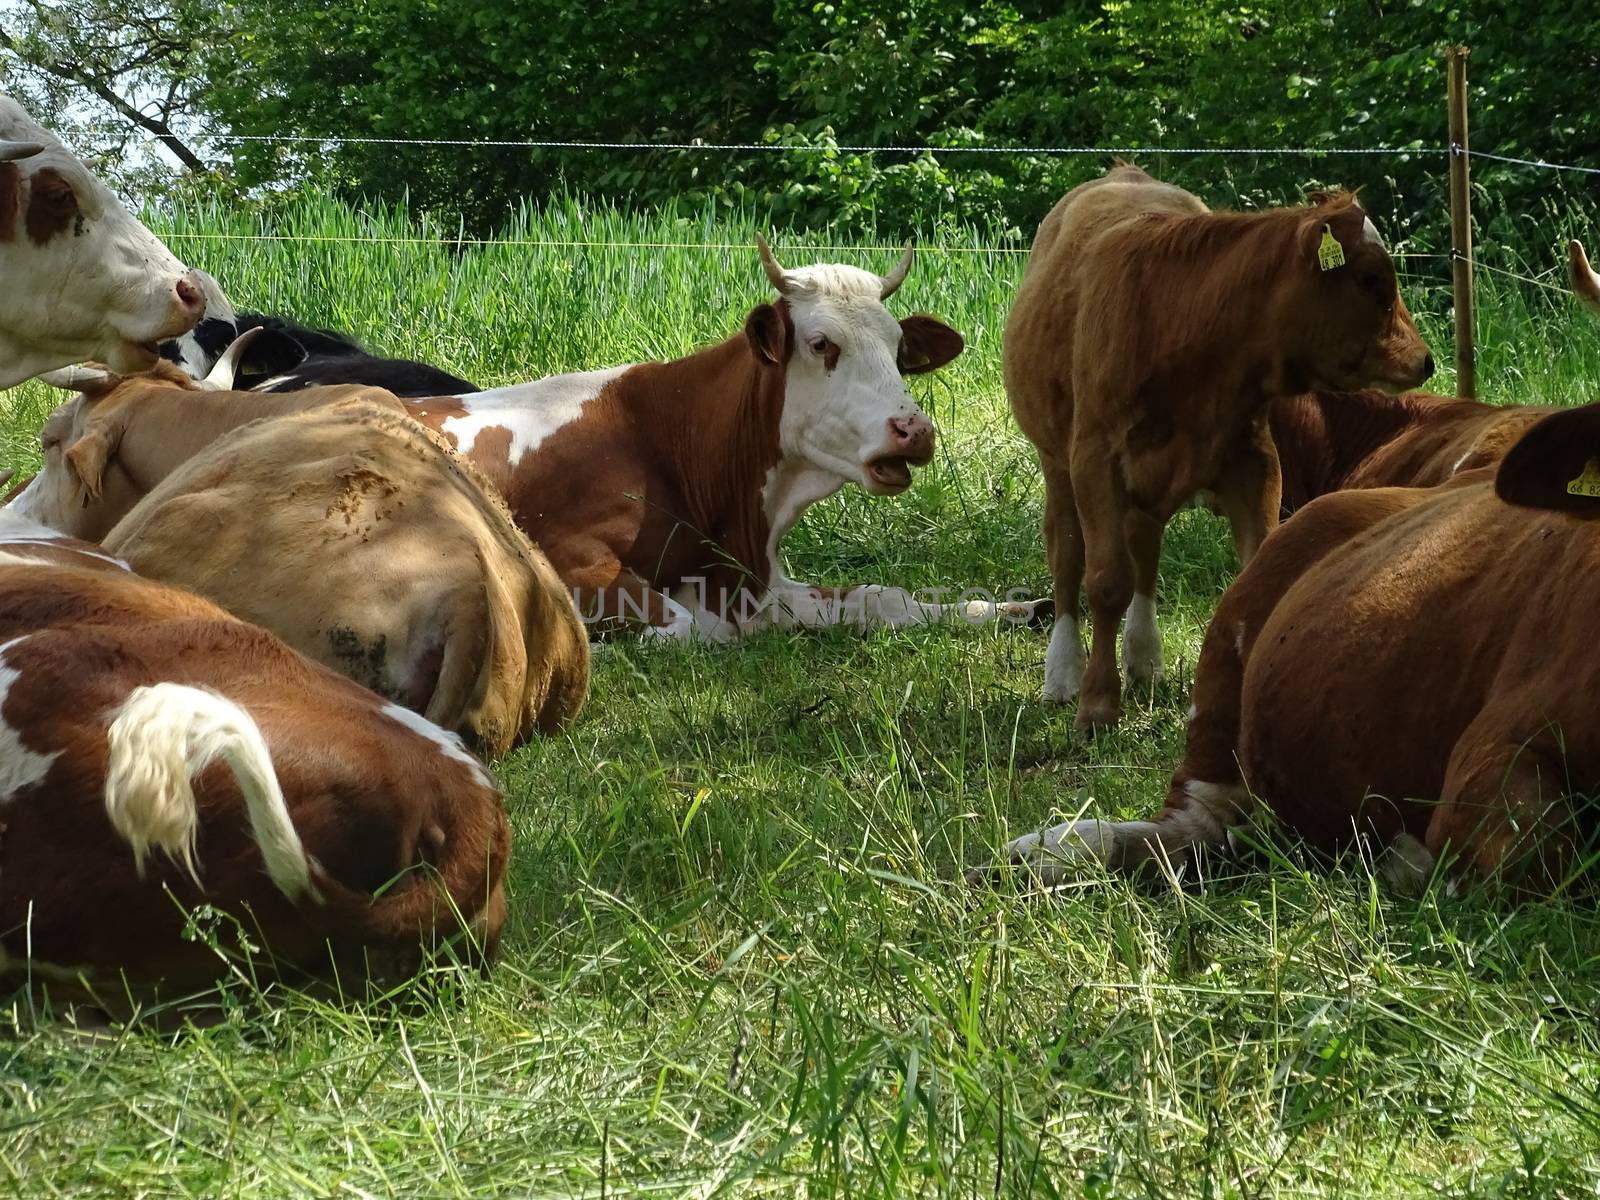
xmin=864 ymin=413 xmax=936 ymax=494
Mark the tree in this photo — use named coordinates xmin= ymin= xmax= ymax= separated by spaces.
xmin=0 ymin=0 xmax=220 ymax=189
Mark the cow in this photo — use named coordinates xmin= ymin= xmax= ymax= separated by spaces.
xmin=7 ymin=347 xmax=409 ymax=542
xmin=405 ymin=239 xmax=1029 ymax=638
xmin=977 ymin=404 xmax=1600 ymax=896
xmin=0 ymin=511 xmax=510 ymax=1019
xmin=0 ymin=95 xmax=205 ymax=387
xmin=1268 ymin=388 xmax=1551 ymax=511
xmin=1003 ymin=163 xmax=1433 ymax=729
xmin=159 ymin=269 xmax=479 ymax=396
xmin=101 ymin=399 xmax=590 ymax=755
xmin=9 ymin=359 xmax=588 ymax=754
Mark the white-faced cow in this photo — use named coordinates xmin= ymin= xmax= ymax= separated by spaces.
xmin=408 ymin=239 xmax=1023 ymax=638
xmin=160 ymin=269 xmax=478 ymax=396
xmin=0 ymin=95 xmax=204 ymax=386
xmin=0 ymin=512 xmax=509 ymax=1018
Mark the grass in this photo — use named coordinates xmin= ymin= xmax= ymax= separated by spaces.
xmin=3 ymin=192 xmax=1600 ymax=1197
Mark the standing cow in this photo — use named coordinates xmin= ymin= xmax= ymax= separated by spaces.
xmin=0 ymin=95 xmax=204 ymax=386
xmin=1004 ymin=163 xmax=1433 ymax=728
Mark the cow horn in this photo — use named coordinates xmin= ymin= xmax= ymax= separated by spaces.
xmin=0 ymin=140 xmax=44 ymax=163
xmin=200 ymin=326 xmax=264 ymax=391
xmin=880 ymin=240 xmax=915 ymax=299
xmin=38 ymin=364 xmax=116 ymax=392
xmin=1570 ymin=241 xmax=1600 ymax=314
xmin=756 ymin=234 xmax=796 ymax=296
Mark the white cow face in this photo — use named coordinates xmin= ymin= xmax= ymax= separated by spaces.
xmin=0 ymin=96 xmax=205 ymax=388
xmin=748 ymin=240 xmax=964 ymax=495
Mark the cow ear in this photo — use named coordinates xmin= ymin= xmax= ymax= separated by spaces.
xmin=898 ymin=315 xmax=964 ymax=375
xmin=63 ymin=413 xmax=125 ymax=502
xmin=233 ymin=328 xmax=308 ymax=386
xmin=744 ymin=302 xmax=792 ymax=367
xmin=1495 ymin=403 xmax=1600 ymax=517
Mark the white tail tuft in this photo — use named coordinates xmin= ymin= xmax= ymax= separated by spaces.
xmin=103 ymin=684 xmax=322 ymax=903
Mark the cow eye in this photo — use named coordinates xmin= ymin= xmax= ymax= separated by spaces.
xmin=35 ymin=175 xmax=77 ymax=211
xmin=808 ymin=335 xmax=832 ymax=357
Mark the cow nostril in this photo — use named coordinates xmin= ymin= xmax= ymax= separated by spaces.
xmin=175 ymin=277 xmax=202 ymax=312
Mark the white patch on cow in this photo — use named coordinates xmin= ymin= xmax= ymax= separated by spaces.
xmin=758 ymin=460 xmax=847 ymax=588
xmin=1043 ymin=617 xmax=1085 ymax=702
xmin=441 ymin=366 xmax=630 ymax=463
xmin=639 ymin=594 xmax=704 ymax=643
xmin=1361 ymin=216 xmax=1385 ymax=249
xmin=663 ymin=584 xmax=741 ymax=641
xmin=0 ymin=539 xmax=130 ymax=571
xmin=379 ymin=702 xmax=496 ymax=790
xmin=104 ymin=684 xmax=320 ymax=902
xmin=1122 ymin=593 xmax=1162 ymax=684
xmin=0 ymin=636 xmax=59 ymax=802
xmin=255 ymin=374 xmax=295 ymax=392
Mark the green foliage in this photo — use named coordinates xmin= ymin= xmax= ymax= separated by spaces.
xmin=169 ymin=0 xmax=1600 ymax=238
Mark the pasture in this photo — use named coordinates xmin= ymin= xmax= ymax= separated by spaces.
xmin=3 ymin=194 xmax=1599 ymax=1197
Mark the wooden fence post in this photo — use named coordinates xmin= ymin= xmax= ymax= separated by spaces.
xmin=1447 ymin=45 xmax=1475 ymax=399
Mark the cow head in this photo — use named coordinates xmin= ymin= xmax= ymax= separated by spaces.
xmin=0 ymin=97 xmax=205 ymax=388
xmin=1278 ymin=193 xmax=1433 ymax=394
xmin=746 ymin=238 xmax=964 ymax=495
xmin=1496 ymin=402 xmax=1600 ymax=517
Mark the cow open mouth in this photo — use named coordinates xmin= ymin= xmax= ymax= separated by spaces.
xmin=107 ymin=340 xmax=161 ymax=372
xmin=864 ymin=456 xmax=916 ymax=493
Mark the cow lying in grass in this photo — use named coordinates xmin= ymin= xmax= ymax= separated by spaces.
xmin=981 ymin=402 xmax=1600 ymax=896
xmin=0 ymin=512 xmax=509 ymax=1017
xmin=1003 ymin=164 xmax=1433 ymax=728
xmin=160 ymin=269 xmax=479 ymax=396
xmin=11 ymin=357 xmax=588 ymax=755
xmin=408 ymin=240 xmax=1034 ymax=638
xmin=1268 ymin=389 xmax=1550 ymax=510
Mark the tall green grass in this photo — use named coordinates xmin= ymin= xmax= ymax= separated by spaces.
xmin=2 ymin=194 xmax=1598 ymax=1197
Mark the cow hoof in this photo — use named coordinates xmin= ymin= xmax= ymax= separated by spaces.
xmin=1379 ymin=832 xmax=1436 ymax=896
xmin=1042 ymin=680 xmax=1079 ymax=704
xmin=1073 ymin=695 xmax=1121 ymax=732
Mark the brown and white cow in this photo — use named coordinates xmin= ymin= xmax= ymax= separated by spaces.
xmin=101 ymin=399 xmax=590 ymax=755
xmin=1003 ymin=163 xmax=1433 ymax=728
xmin=1269 ymin=388 xmax=1551 ymax=510
xmin=405 ymin=240 xmax=1006 ymax=639
xmin=0 ymin=511 xmax=509 ymax=1016
xmin=0 ymin=96 xmax=204 ymax=386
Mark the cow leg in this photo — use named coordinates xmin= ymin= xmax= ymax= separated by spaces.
xmin=1068 ymin=443 xmax=1132 ymax=729
xmin=567 ymin=559 xmax=729 ymax=642
xmin=1122 ymin=510 xmax=1165 ymax=687
xmin=1212 ymin=417 xmax=1282 ymax=566
xmin=1040 ymin=454 xmax=1087 ymax=703
xmin=1422 ymin=721 xmax=1577 ymax=895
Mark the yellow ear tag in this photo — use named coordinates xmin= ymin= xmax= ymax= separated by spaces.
xmin=1566 ymin=458 xmax=1600 ymax=497
xmin=1317 ymin=224 xmax=1346 ymax=272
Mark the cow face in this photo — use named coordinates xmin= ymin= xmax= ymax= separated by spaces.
xmin=158 ymin=269 xmax=241 ymax=376
xmin=1284 ymin=197 xmax=1433 ymax=394
xmin=749 ymin=240 xmax=964 ymax=495
xmin=0 ymin=97 xmax=205 ymax=387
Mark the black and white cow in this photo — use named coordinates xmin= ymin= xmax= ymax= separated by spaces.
xmin=160 ymin=270 xmax=478 ymax=397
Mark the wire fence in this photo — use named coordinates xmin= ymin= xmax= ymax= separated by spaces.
xmin=113 ymin=132 xmax=1596 ymax=298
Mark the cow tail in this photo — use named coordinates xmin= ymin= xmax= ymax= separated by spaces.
xmin=103 ymin=683 xmax=322 ymax=904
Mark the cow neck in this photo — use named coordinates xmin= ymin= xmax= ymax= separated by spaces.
xmin=1272 ymin=390 xmax=1429 ymax=509
xmin=633 ymin=329 xmax=787 ymax=584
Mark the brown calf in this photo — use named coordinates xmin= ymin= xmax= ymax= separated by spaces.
xmin=1004 ymin=163 xmax=1433 ymax=728
xmin=0 ymin=513 xmax=509 ymax=1016
xmin=984 ymin=402 xmax=1600 ymax=895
